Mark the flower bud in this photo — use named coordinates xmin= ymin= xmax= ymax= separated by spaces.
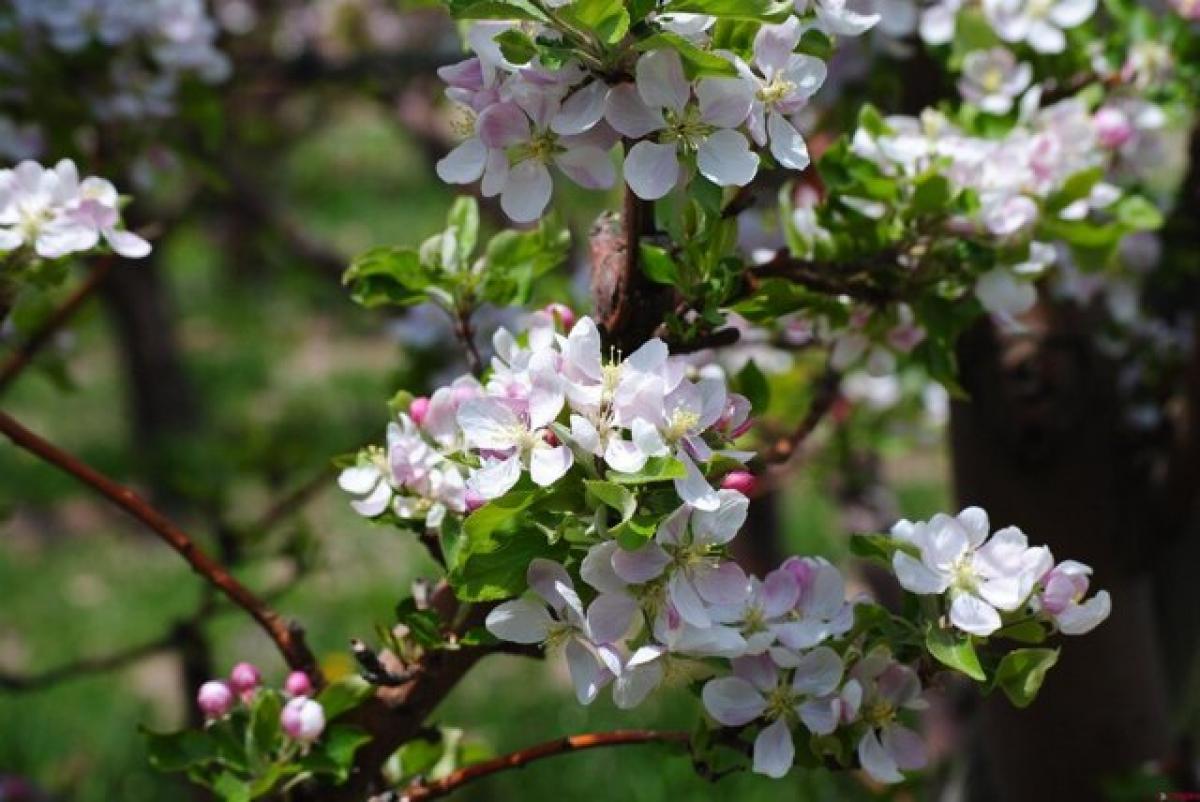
xmin=197 ymin=680 xmax=235 ymax=719
xmin=280 ymin=696 xmax=326 ymax=743
xmin=284 ymin=671 xmax=313 ymax=698
xmin=228 ymin=662 xmax=261 ymax=697
xmin=719 ymin=470 xmax=757 ymax=495
xmin=1093 ymin=107 xmax=1133 ymax=149
xmin=543 ymin=303 xmax=576 ymax=331
xmin=409 ymin=396 xmax=431 ymax=427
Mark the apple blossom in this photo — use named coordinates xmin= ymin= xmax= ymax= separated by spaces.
xmin=1034 ymin=560 xmax=1111 ymax=635
xmin=958 ymin=48 xmax=1032 ymax=115
xmin=891 ymin=508 xmax=1052 ymax=636
xmin=983 ymin=0 xmax=1098 ymax=54
xmin=849 ymin=648 xmax=929 ymax=784
xmin=197 ymin=680 xmax=235 ymax=720
xmin=229 ymin=662 xmax=261 ymax=697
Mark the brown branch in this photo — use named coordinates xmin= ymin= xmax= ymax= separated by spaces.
xmin=452 ymin=306 xmax=484 ymax=377
xmin=761 ymin=367 xmax=842 ymax=464
xmin=0 ymin=410 xmax=323 ymax=684
xmin=752 ymin=249 xmax=899 ymax=305
xmin=0 ymin=257 xmax=116 ymax=395
xmin=0 ymin=633 xmax=173 ymax=692
xmin=378 ymin=730 xmax=691 ymax=802
xmin=244 ymin=468 xmax=333 ymax=537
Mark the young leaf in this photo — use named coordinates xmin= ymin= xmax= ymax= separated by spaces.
xmin=992 ymin=648 xmax=1060 ymax=708
xmin=316 ymin=675 xmax=375 ymax=720
xmin=926 ymin=625 xmax=987 ymax=681
xmin=640 ymin=244 xmax=682 ymax=285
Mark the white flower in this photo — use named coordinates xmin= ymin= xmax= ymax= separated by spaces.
xmin=809 ymin=0 xmax=881 ymax=36
xmin=975 ymin=267 xmax=1037 ymax=328
xmin=983 ymin=0 xmax=1098 ymax=54
xmin=892 ymin=508 xmax=1052 ymax=636
xmin=606 ymin=49 xmax=757 ymax=200
xmin=848 ymin=648 xmax=928 ymax=784
xmin=1035 ymin=560 xmax=1111 ymax=635
xmin=958 ymin=48 xmax=1032 ymax=115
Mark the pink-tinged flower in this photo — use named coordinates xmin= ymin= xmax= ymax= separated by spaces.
xmin=702 ymin=647 xmax=845 ymax=778
xmin=196 ymin=680 xmax=234 ymax=719
xmin=1036 ymin=560 xmax=1111 ymax=634
xmin=485 ymin=559 xmax=621 ymax=703
xmin=284 ymin=671 xmax=313 ymax=698
xmin=280 ymin=696 xmax=326 ymax=743
xmin=228 ymin=662 xmax=261 ymax=697
xmin=457 ymin=355 xmax=572 ymax=498
xmin=735 ymin=17 xmax=826 ymax=171
xmin=709 ymin=567 xmax=800 ymax=654
xmin=983 ymin=0 xmax=1097 ymax=54
xmin=891 ymin=508 xmax=1052 ymax=636
xmin=605 ymin=49 xmax=756 ymax=200
xmin=773 ymin=557 xmax=855 ymax=650
xmin=542 ymin=302 xmax=576 ymax=331
xmin=849 ymin=648 xmax=928 ymax=784
xmin=958 ymin=48 xmax=1032 ymax=115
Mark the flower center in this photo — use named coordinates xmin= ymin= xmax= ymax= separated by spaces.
xmin=981 ymin=67 xmax=1005 ymax=93
xmin=765 ymin=684 xmax=797 ymax=720
xmin=518 ymin=129 xmax=562 ymax=164
xmin=863 ymin=699 xmax=895 ymax=727
xmin=949 ymin=555 xmax=979 ymax=594
xmin=661 ymin=106 xmax=714 ymax=152
xmin=757 ymin=76 xmax=796 ymax=106
xmin=665 ymin=409 xmax=700 ymax=441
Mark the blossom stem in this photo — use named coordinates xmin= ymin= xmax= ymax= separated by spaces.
xmin=384 ymin=730 xmax=691 ymax=801
xmin=762 ymin=366 xmax=842 ymax=463
xmin=0 ymin=409 xmax=324 ymax=684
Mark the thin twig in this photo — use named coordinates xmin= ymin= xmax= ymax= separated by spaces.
xmin=452 ymin=306 xmax=484 ymax=377
xmin=0 ymin=257 xmax=117 ymax=395
xmin=0 ymin=410 xmax=324 ymax=684
xmin=761 ymin=367 xmax=842 ymax=464
xmin=244 ymin=468 xmax=333 ymax=537
xmin=378 ymin=730 xmax=691 ymax=802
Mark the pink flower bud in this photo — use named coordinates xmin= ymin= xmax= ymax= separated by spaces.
xmin=543 ymin=303 xmax=576 ymax=331
xmin=284 ymin=671 xmax=313 ymax=698
xmin=720 ymin=470 xmax=757 ymax=495
xmin=1094 ymin=107 xmax=1133 ymax=149
xmin=228 ymin=662 xmax=261 ymax=696
xmin=465 ymin=489 xmax=486 ymax=512
xmin=542 ymin=428 xmax=561 ymax=447
xmin=280 ymin=696 xmax=326 ymax=743
xmin=409 ymin=397 xmax=431 ymax=426
xmin=197 ymin=680 xmax=235 ymax=719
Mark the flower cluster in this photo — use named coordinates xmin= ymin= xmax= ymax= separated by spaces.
xmin=3 ymin=0 xmax=229 ymax=129
xmin=196 ymin=663 xmax=326 ymax=744
xmin=340 ymin=311 xmax=755 ymax=525
xmin=0 ymin=159 xmax=151 ymax=261
xmin=434 ymin=7 xmax=876 ymax=222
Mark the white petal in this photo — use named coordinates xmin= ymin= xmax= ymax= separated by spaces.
xmin=1056 ymin=590 xmax=1111 ymax=635
xmin=697 ymin=78 xmax=753 ymax=128
xmin=670 ymin=572 xmax=711 ymax=628
xmin=767 ymin=112 xmax=810 ymax=171
xmin=501 ymin=160 xmax=553 ymax=223
xmin=637 ymin=49 xmax=690 ymax=114
xmin=581 ymin=541 xmax=626 ymax=594
xmin=790 ymin=646 xmax=843 ymax=696
xmin=697 ymin=129 xmax=759 ymax=187
xmin=702 ymin=676 xmax=767 ymax=726
xmin=752 ymin=719 xmax=795 ymax=778
xmin=624 ymin=141 xmax=680 ymax=201
xmin=470 ymin=454 xmax=523 ymax=499
xmin=949 ymin=592 xmax=1002 ymax=636
xmin=555 ymin=145 xmax=615 ymax=190
xmin=613 ymin=658 xmax=664 ymax=709
xmin=604 ymin=437 xmax=649 ymax=474
xmin=858 ymin=730 xmax=903 ymax=784
xmin=552 ymin=80 xmax=608 ymax=135
xmin=604 ymin=84 xmax=666 ymax=139
xmin=350 ymin=480 xmax=392 ymax=517
xmin=587 ymin=592 xmax=638 ymax=643
xmin=797 ymin=697 xmax=839 ymax=735
xmin=882 ymin=724 xmax=927 ymax=771
xmin=893 ymin=552 xmax=950 ymax=595
xmin=104 ymin=229 xmax=151 ymax=259
xmin=612 ymin=542 xmax=671 ymax=584
xmin=529 ymin=444 xmax=573 ymax=487
xmin=565 ymin=639 xmax=608 ymax=704
xmin=692 ymin=489 xmax=749 ymax=546
xmin=436 ymin=138 xmax=488 ymax=184
xmin=485 ymin=598 xmax=553 ymax=643
xmin=457 ymin=397 xmax=521 ymax=450
xmin=956 ymin=506 xmax=990 ymax=548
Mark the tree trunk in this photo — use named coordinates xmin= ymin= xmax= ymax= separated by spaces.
xmin=951 ymin=307 xmax=1173 ymax=801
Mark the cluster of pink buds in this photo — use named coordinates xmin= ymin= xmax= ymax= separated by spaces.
xmin=195 ymin=663 xmax=324 ymax=744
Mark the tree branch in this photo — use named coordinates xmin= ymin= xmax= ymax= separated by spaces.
xmin=376 ymin=730 xmax=691 ymax=802
xmin=761 ymin=367 xmax=842 ymax=464
xmin=752 ymin=249 xmax=899 ymax=305
xmin=0 ymin=257 xmax=116 ymax=395
xmin=0 ymin=410 xmax=323 ymax=683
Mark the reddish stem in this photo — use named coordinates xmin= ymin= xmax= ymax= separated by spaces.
xmin=0 ymin=410 xmax=323 ymax=684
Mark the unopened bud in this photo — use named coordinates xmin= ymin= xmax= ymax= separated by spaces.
xmin=280 ymin=696 xmax=326 ymax=743
xmin=543 ymin=303 xmax=576 ymax=331
xmin=720 ymin=470 xmax=757 ymax=495
xmin=228 ymin=662 xmax=261 ymax=697
xmin=284 ymin=671 xmax=313 ymax=698
xmin=197 ymin=680 xmax=234 ymax=719
xmin=409 ymin=396 xmax=431 ymax=426
xmin=1094 ymin=107 xmax=1133 ymax=149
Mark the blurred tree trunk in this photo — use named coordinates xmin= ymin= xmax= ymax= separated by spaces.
xmin=951 ymin=307 xmax=1174 ymax=801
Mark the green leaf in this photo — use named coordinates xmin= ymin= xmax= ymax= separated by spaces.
xmin=495 ymin=28 xmax=538 ymax=63
xmin=444 ymin=0 xmax=548 ymax=21
xmin=640 ymin=244 xmax=681 ymax=285
xmin=1044 ymin=167 xmax=1103 ymax=214
xmin=992 ymin=648 xmax=1059 ymax=707
xmin=848 ymin=533 xmax=914 ymax=565
xmin=736 ymin=360 xmax=770 ymax=413
xmin=450 ymin=525 xmax=567 ymax=601
xmin=608 ymin=456 xmax=687 ymax=484
xmin=462 ymin=490 xmax=542 ymax=543
xmin=636 ymin=33 xmax=739 ymax=78
xmin=212 ymin=772 xmax=252 ymax=802
xmin=612 ymin=513 xmax=659 ymax=549
xmin=993 ymin=619 xmax=1048 ymax=644
xmin=396 ymin=734 xmax=446 ymax=782
xmin=343 ymin=247 xmax=430 ymax=308
xmin=142 ymin=728 xmax=219 ymax=773
xmin=911 ymin=174 xmax=953 ymax=216
xmin=247 ymin=691 xmax=283 ymax=761
xmin=316 ymin=675 xmax=375 ymax=720
xmin=396 ymin=597 xmax=445 ymax=648
xmin=584 ymin=480 xmax=637 ymax=520
xmin=562 ymin=0 xmax=630 ymax=43
xmin=1115 ymin=195 xmax=1164 ymax=231
xmin=482 ymin=218 xmax=571 ymax=305
xmin=926 ymin=626 xmax=986 ymax=682
xmin=660 ymin=0 xmax=792 ymax=20
xmin=300 ymin=725 xmax=372 ymax=782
